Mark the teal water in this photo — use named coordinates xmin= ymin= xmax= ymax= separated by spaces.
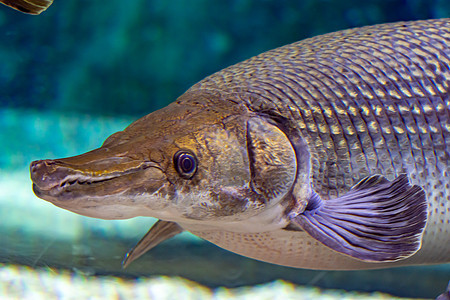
xmin=1 ymin=1 xmax=450 ymax=299
xmin=2 ymin=0 xmax=450 ymax=116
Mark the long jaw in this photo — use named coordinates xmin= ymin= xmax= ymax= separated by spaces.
xmin=30 ymin=150 xmax=167 ymax=219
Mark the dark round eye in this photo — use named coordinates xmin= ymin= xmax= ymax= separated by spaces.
xmin=174 ymin=151 xmax=197 ymax=179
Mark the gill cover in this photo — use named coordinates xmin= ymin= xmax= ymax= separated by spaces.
xmin=246 ymin=117 xmax=297 ymax=205
xmin=197 ymin=115 xmax=301 ymax=219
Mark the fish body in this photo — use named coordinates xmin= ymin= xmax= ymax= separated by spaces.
xmin=31 ymin=19 xmax=450 ymax=270
xmin=0 ymin=0 xmax=53 ymax=14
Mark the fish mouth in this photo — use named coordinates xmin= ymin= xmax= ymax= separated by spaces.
xmin=30 ymin=157 xmax=165 ymax=204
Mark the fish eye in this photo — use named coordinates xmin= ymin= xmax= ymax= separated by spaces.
xmin=174 ymin=150 xmax=197 ymax=179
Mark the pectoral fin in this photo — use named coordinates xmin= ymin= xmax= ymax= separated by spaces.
xmin=122 ymin=220 xmax=183 ymax=268
xmin=0 ymin=0 xmax=53 ymax=14
xmin=290 ymin=174 xmax=427 ymax=262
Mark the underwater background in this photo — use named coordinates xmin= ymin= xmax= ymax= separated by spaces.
xmin=1 ymin=0 xmax=449 ymax=299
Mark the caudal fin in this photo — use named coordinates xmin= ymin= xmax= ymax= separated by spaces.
xmin=0 ymin=0 xmax=53 ymax=15
xmin=290 ymin=174 xmax=427 ymax=262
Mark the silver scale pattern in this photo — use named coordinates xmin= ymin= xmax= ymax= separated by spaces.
xmin=192 ymin=19 xmax=450 ymax=264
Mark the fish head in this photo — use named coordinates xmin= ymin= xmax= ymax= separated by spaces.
xmin=30 ymin=91 xmax=308 ymax=227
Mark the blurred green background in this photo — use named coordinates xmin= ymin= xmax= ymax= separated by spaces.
xmin=1 ymin=0 xmax=449 ymax=117
xmin=1 ymin=1 xmax=449 ymax=299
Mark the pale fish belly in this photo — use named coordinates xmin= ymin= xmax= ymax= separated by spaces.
xmin=190 ymin=229 xmax=379 ymax=270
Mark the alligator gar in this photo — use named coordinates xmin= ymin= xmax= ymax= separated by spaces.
xmin=30 ymin=19 xmax=450 ymax=270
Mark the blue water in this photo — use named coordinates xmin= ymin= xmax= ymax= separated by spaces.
xmin=1 ymin=1 xmax=449 ymax=299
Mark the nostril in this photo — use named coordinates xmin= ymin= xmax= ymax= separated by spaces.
xmin=30 ymin=160 xmax=42 ymax=173
xmin=30 ymin=159 xmax=57 ymax=172
xmin=30 ymin=160 xmax=50 ymax=174
xmin=30 ymin=159 xmax=59 ymax=187
xmin=30 ymin=160 xmax=42 ymax=174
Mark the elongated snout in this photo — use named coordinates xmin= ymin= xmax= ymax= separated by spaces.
xmin=30 ymin=148 xmax=168 ymax=220
xmin=31 ymin=159 xmax=75 ymax=191
xmin=30 ymin=155 xmax=154 ymax=191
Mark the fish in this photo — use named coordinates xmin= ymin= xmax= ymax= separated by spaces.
xmin=30 ymin=19 xmax=450 ymax=271
xmin=0 ymin=0 xmax=53 ymax=15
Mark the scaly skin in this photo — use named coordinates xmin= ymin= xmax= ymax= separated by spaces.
xmin=188 ymin=19 xmax=450 ymax=268
xmin=31 ymin=19 xmax=450 ymax=270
